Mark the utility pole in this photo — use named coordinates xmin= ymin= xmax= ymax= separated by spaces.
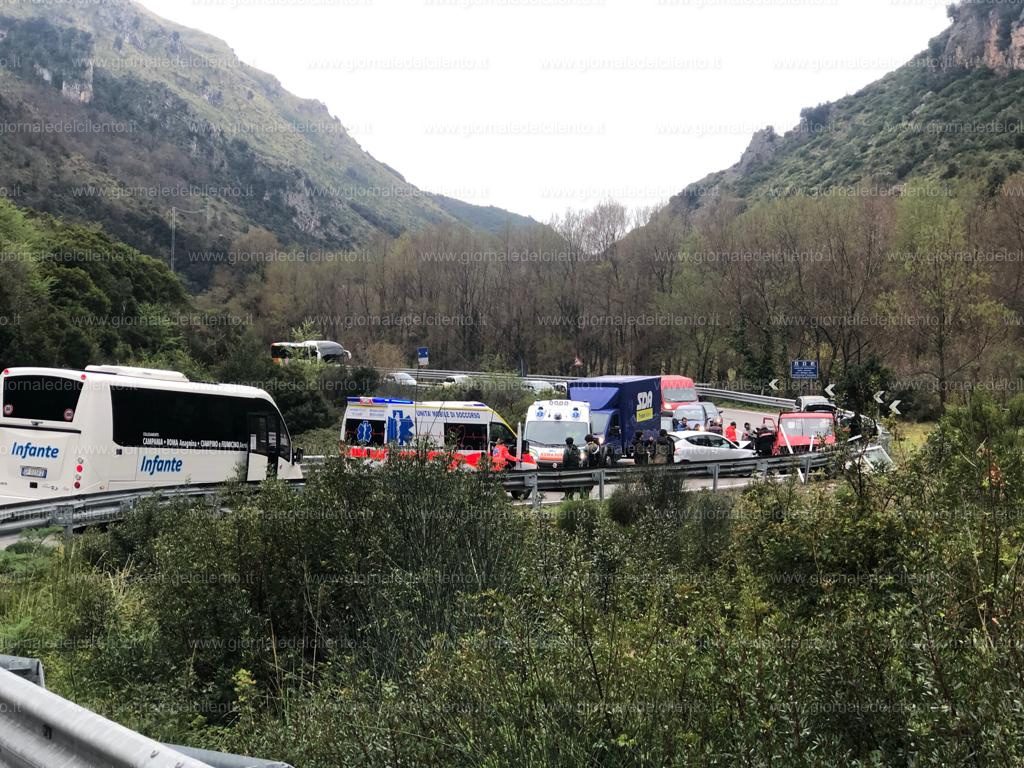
xmin=169 ymin=206 xmax=176 ymax=275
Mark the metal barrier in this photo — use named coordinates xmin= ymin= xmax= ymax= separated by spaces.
xmin=0 ymin=451 xmax=842 ymax=537
xmin=503 ymin=451 xmax=834 ymax=499
xmin=0 ymin=660 xmax=293 ymax=768
xmin=0 ymin=664 xmax=216 ymax=768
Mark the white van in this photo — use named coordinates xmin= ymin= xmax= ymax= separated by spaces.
xmin=523 ymin=400 xmax=591 ymax=468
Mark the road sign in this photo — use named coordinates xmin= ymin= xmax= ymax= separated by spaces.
xmin=417 ymin=347 xmax=429 ymax=367
xmin=790 ymin=359 xmax=819 ymax=380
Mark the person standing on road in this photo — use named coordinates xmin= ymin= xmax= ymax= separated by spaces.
xmin=632 ymin=431 xmax=648 ymax=466
xmin=490 ymin=437 xmax=517 ymax=471
xmin=654 ymin=429 xmax=674 ymax=465
xmin=562 ymin=436 xmax=583 ymax=500
xmin=585 ymin=434 xmax=603 ymax=468
xmin=562 ymin=437 xmax=581 ymax=470
xmin=742 ymin=422 xmax=752 ymax=442
xmin=725 ymin=421 xmax=738 ymax=443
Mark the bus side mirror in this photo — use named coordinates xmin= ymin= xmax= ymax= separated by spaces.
xmin=521 ymin=440 xmax=530 ymax=453
xmin=295 ymin=448 xmax=305 ymax=463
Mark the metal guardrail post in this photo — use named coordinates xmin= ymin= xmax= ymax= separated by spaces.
xmin=711 ymin=464 xmax=720 ymax=492
xmin=0 ymin=655 xmax=45 ymax=688
xmin=52 ymin=504 xmax=75 ymax=541
xmin=596 ymin=471 xmax=605 ymax=501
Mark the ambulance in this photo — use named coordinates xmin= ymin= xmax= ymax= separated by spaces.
xmin=340 ymin=397 xmax=537 ymax=470
xmin=522 ymin=400 xmax=591 ymax=468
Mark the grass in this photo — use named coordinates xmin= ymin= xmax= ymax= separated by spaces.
xmin=886 ymin=420 xmax=935 ymax=462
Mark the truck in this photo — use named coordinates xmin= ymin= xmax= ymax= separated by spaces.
xmin=523 ymin=400 xmax=591 ymax=468
xmin=567 ymin=376 xmax=662 ymax=465
xmin=660 ymin=375 xmax=700 ymax=412
xmin=751 ymin=411 xmax=838 ymax=457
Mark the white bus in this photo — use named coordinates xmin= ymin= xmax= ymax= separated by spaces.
xmin=0 ymin=365 xmax=303 ymax=506
xmin=271 ymin=340 xmax=352 ymax=366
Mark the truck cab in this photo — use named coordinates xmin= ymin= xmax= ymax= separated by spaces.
xmin=755 ymin=411 xmax=838 ymax=456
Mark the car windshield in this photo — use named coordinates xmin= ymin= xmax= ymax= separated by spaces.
xmin=664 ymin=387 xmax=698 ymax=403
xmin=674 ymin=406 xmax=706 ymax=423
xmin=524 ymin=421 xmax=591 ymax=447
xmin=779 ymin=417 xmax=835 ymax=438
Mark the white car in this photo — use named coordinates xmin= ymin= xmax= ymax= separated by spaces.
xmin=669 ymin=431 xmax=756 ymax=463
xmin=521 ymin=379 xmax=556 ymax=394
xmin=383 ymin=371 xmax=417 ymax=385
xmin=442 ymin=374 xmax=472 ymax=388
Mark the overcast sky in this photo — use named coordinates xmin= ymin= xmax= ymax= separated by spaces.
xmin=136 ymin=0 xmax=951 ymax=221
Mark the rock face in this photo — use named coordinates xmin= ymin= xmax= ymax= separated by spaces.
xmin=61 ymin=59 xmax=94 ymax=103
xmin=942 ymin=2 xmax=1024 ymax=73
xmin=736 ymin=127 xmax=779 ymax=174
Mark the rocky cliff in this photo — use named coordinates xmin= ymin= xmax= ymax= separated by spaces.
xmin=942 ymin=1 xmax=1024 ymax=73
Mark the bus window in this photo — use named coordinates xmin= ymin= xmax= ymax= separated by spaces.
xmin=278 ymin=416 xmax=292 ymax=461
xmin=110 ymin=387 xmax=250 ymax=450
xmin=248 ymin=414 xmax=270 ymax=455
xmin=2 ymin=375 xmax=84 ymax=422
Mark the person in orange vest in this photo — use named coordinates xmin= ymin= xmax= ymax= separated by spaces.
xmin=725 ymin=421 xmax=738 ymax=443
xmin=490 ymin=437 xmax=518 ymax=471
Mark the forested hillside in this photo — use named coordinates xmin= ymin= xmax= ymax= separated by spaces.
xmin=0 ymin=0 xmax=533 ymax=288
xmin=0 ymin=198 xmax=185 ymax=368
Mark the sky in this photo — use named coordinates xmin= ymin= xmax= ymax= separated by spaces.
xmin=136 ymin=0 xmax=952 ymax=222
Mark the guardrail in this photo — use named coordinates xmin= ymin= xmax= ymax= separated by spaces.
xmin=0 ymin=483 xmax=240 ymax=539
xmin=0 ymin=658 xmax=292 ymax=768
xmin=0 ymin=450 xmax=847 ymax=536
xmin=504 ymin=451 xmax=834 ymax=500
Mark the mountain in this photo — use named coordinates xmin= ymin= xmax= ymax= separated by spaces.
xmin=0 ymin=0 xmax=534 ymax=287
xmin=664 ymin=0 xmax=1024 ymax=216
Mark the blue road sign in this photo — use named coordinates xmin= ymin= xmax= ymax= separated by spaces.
xmin=417 ymin=347 xmax=429 ymax=367
xmin=791 ymin=359 xmax=819 ymax=380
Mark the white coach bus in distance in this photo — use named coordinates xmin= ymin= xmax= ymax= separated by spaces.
xmin=0 ymin=365 xmax=303 ymax=506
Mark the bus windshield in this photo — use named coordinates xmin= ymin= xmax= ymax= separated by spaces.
xmin=524 ymin=421 xmax=590 ymax=447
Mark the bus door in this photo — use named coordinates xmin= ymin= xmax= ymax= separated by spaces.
xmin=247 ymin=412 xmax=280 ymax=481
